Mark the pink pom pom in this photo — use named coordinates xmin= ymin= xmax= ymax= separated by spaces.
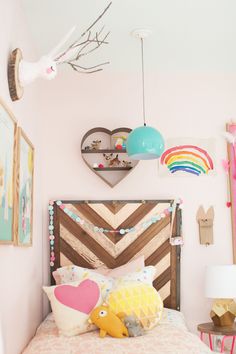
xmin=46 ymin=67 xmax=53 ymax=74
xmin=60 ymin=204 xmax=65 ymax=210
xmin=226 ymin=202 xmax=232 ymax=208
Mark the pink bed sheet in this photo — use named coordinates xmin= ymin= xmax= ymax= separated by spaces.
xmin=23 ymin=310 xmax=216 ymax=354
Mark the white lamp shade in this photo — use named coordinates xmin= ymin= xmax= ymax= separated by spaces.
xmin=205 ymin=265 xmax=236 ymax=299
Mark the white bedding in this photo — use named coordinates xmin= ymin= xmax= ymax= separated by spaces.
xmin=23 ymin=309 xmax=217 ymax=354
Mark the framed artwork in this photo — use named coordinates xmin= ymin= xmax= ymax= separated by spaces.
xmin=159 ymin=137 xmax=215 ymax=177
xmin=15 ymin=128 xmax=34 ymax=246
xmin=0 ymin=98 xmax=17 ymax=244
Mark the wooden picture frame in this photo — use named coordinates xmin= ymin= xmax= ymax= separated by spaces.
xmin=14 ymin=128 xmax=34 ymax=246
xmin=0 ymin=98 xmax=17 ymax=244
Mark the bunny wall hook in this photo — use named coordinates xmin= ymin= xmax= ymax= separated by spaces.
xmin=196 ymin=206 xmax=214 ymax=245
xmin=8 ymin=2 xmax=111 ymax=101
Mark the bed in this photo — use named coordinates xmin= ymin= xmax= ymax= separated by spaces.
xmin=23 ymin=200 xmax=215 ymax=354
xmin=22 ymin=309 xmax=216 ymax=354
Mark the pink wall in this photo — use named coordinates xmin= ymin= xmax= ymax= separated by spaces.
xmin=0 ymin=1 xmax=44 ymax=353
xmin=39 ymin=69 xmax=234 ymax=332
xmin=0 ymin=2 xmax=234 ymax=352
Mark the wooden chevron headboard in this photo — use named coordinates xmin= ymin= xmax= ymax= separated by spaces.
xmin=50 ymin=200 xmax=182 ymax=310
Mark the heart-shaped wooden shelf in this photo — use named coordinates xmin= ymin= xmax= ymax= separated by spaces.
xmin=81 ymin=127 xmax=138 ymax=187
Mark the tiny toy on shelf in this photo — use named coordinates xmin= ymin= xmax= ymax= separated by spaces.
xmin=114 ymin=136 xmax=127 ymax=150
xmin=84 ymin=145 xmax=91 ymax=151
xmin=103 ymin=153 xmax=113 ymax=161
xmin=91 ymin=140 xmax=102 ymax=150
xmin=93 ymin=163 xmax=99 ymax=168
xmin=122 ymin=160 xmax=132 ymax=168
xmin=98 ymin=163 xmax=104 ymax=168
xmin=103 ymin=153 xmax=121 ymax=167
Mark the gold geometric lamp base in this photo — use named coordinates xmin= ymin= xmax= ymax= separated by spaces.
xmin=210 ymin=299 xmax=236 ymax=327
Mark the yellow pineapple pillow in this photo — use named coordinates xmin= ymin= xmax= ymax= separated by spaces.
xmin=106 ymin=281 xmax=163 ymax=330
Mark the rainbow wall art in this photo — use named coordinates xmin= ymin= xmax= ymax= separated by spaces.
xmin=160 ymin=139 xmax=215 ymax=177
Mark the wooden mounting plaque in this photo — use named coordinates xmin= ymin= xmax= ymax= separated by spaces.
xmin=8 ymin=48 xmax=24 ymax=101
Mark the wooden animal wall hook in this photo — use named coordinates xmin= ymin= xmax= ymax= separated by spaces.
xmin=196 ymin=206 xmax=214 ymax=245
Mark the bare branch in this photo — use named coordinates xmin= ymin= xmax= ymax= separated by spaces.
xmin=75 ymin=40 xmax=92 ymax=59
xmin=75 ymin=2 xmax=111 ymax=42
xmin=57 ymin=37 xmax=108 ymax=59
xmin=66 ymin=1 xmax=112 ymax=52
xmin=67 ymin=62 xmax=106 ymax=74
xmin=54 ymin=2 xmax=112 ymax=73
xmin=78 ymin=31 xmax=110 ymax=58
xmin=69 ymin=61 xmax=109 ymax=70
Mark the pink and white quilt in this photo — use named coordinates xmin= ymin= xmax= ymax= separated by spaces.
xmin=23 ymin=309 xmax=216 ymax=354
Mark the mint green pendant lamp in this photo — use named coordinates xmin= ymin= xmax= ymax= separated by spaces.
xmin=126 ymin=29 xmax=165 ymax=160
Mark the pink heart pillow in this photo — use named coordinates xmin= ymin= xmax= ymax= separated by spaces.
xmin=54 ymin=279 xmax=99 ymax=314
xmin=43 ymin=279 xmax=101 ymax=336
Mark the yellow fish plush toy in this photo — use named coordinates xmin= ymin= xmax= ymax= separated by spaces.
xmin=89 ymin=305 xmax=129 ymax=338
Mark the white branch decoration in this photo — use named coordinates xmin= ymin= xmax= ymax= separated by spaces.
xmin=8 ymin=2 xmax=112 ymax=101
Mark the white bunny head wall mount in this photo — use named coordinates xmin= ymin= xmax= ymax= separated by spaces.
xmin=8 ymin=2 xmax=111 ymax=101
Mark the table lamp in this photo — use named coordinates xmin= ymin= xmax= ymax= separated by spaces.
xmin=205 ymin=265 xmax=236 ymax=327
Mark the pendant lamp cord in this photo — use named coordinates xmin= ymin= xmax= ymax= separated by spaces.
xmin=141 ymin=38 xmax=146 ymax=127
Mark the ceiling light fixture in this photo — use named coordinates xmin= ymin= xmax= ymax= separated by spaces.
xmin=126 ymin=29 xmax=165 ymax=160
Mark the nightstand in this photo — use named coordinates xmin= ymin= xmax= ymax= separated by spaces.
xmin=198 ymin=322 xmax=236 ymax=353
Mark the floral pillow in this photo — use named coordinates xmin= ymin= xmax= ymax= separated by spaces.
xmin=55 ymin=264 xmax=155 ymax=294
xmin=43 ymin=279 xmax=102 ymax=336
xmin=53 ymin=256 xmax=145 ymax=284
xmin=115 ymin=266 xmax=156 ymax=285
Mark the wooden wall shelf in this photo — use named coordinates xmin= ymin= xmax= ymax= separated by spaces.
xmin=81 ymin=149 xmax=127 ymax=154
xmin=81 ymin=127 xmax=138 ymax=187
xmin=93 ymin=167 xmax=132 ymax=171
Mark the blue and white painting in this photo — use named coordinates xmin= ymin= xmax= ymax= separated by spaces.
xmin=0 ymin=103 xmax=16 ymax=243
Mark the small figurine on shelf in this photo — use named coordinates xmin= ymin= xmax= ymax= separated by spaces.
xmin=103 ymin=153 xmax=121 ymax=167
xmin=91 ymin=140 xmax=102 ymax=150
xmin=103 ymin=153 xmax=113 ymax=161
xmin=93 ymin=163 xmax=99 ymax=168
xmin=98 ymin=163 xmax=104 ymax=168
xmin=114 ymin=136 xmax=127 ymax=150
xmin=122 ymin=160 xmax=132 ymax=168
xmin=84 ymin=145 xmax=91 ymax=151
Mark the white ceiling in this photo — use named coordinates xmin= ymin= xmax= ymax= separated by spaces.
xmin=21 ymin=0 xmax=236 ymax=73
